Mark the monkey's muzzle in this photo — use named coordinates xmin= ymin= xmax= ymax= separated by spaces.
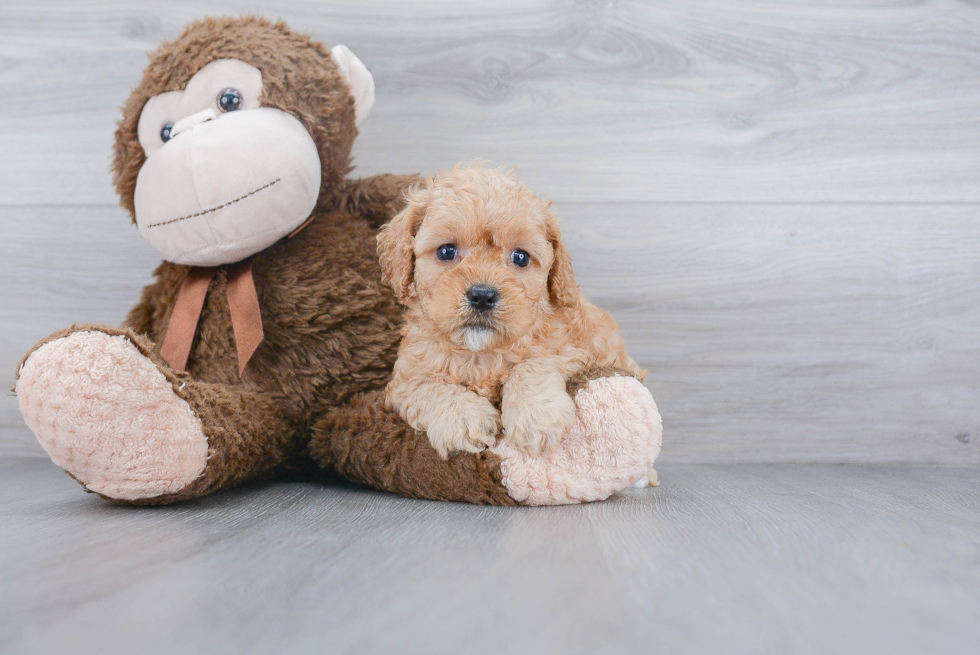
xmin=134 ymin=107 xmax=321 ymax=266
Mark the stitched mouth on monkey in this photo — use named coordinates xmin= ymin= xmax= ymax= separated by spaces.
xmin=144 ymin=177 xmax=282 ymax=229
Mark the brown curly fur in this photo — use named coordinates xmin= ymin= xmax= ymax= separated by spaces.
xmin=125 ymin=213 xmax=405 ymax=421
xmin=310 ymin=390 xmax=519 ymax=505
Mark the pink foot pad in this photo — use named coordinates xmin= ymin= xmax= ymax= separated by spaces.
xmin=492 ymin=376 xmax=662 ymax=505
xmin=16 ymin=331 xmax=208 ymax=501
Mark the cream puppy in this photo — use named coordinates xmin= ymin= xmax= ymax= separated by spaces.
xmin=378 ymin=164 xmax=645 ymax=458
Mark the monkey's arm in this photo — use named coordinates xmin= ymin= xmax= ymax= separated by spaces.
xmin=309 ymin=365 xmax=662 ymax=506
xmin=339 ymin=174 xmax=420 ymax=228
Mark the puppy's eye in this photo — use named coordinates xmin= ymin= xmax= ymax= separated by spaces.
xmin=436 ymin=244 xmax=458 ymax=261
xmin=511 ymin=249 xmax=530 ymax=268
xmin=160 ymin=123 xmax=174 ymax=143
xmin=218 ymin=88 xmax=242 ymax=112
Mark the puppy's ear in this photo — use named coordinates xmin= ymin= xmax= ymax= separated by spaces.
xmin=546 ymin=213 xmax=579 ymax=308
xmin=378 ymin=185 xmax=428 ymax=303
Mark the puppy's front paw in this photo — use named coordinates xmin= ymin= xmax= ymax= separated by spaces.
xmin=501 ymin=388 xmax=577 ymax=454
xmin=425 ymin=394 xmax=500 ymax=459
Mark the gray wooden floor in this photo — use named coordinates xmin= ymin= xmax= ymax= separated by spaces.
xmin=1 ymin=459 xmax=978 ymax=655
xmin=2 ymin=2 xmax=979 ymax=653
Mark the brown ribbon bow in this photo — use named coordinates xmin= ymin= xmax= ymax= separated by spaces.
xmin=157 ymin=216 xmax=316 ymax=375
xmin=160 ymin=259 xmax=264 ymax=376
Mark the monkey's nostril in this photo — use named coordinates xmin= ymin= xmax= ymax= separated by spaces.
xmin=466 ymin=285 xmax=499 ymax=312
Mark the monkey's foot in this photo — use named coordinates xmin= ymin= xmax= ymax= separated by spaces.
xmin=16 ymin=329 xmax=208 ymax=501
xmin=492 ymin=375 xmax=662 ymax=505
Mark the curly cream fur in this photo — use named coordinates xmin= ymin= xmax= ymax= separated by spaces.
xmin=378 ymin=164 xmax=645 ymax=457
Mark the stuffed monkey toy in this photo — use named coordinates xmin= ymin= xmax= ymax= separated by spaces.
xmin=15 ymin=17 xmax=661 ymax=506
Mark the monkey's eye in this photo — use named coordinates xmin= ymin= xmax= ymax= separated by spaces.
xmin=511 ymin=249 xmax=530 ymax=267
xmin=218 ymin=88 xmax=242 ymax=112
xmin=436 ymin=244 xmax=458 ymax=261
xmin=160 ymin=123 xmax=174 ymax=143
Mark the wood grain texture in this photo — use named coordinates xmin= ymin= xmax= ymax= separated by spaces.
xmin=2 ymin=2 xmax=979 ymax=464
xmin=560 ymin=202 xmax=980 ymax=464
xmin=3 ymin=203 xmax=978 ymax=463
xmin=1 ymin=459 xmax=978 ymax=654
xmin=1 ymin=0 xmax=979 ymax=204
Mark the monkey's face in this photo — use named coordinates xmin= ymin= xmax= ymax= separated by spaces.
xmin=132 ymin=52 xmax=371 ymax=267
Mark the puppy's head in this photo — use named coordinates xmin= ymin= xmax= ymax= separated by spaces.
xmin=378 ymin=164 xmax=578 ymax=351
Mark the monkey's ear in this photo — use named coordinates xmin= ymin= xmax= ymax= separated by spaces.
xmin=331 ymin=45 xmax=375 ymax=126
xmin=546 ymin=213 xmax=580 ymax=308
xmin=377 ymin=185 xmax=428 ymax=304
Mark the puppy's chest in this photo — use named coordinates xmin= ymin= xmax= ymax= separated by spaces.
xmin=450 ymin=357 xmax=516 ymax=406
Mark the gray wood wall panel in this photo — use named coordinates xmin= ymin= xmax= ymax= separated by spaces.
xmin=1 ymin=1 xmax=978 ymax=463
xmin=566 ymin=202 xmax=980 ymax=464
xmin=3 ymin=203 xmax=978 ymax=464
xmin=1 ymin=0 xmax=979 ymax=204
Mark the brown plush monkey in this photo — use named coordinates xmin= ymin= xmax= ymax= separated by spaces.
xmin=15 ymin=17 xmax=662 ymax=506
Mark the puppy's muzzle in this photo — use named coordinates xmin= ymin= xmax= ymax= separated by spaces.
xmin=466 ymin=285 xmax=499 ymax=313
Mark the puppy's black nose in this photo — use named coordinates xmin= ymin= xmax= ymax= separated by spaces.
xmin=466 ymin=285 xmax=499 ymax=312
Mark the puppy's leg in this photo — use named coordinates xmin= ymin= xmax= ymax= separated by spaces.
xmin=386 ymin=376 xmax=500 ymax=459
xmin=501 ymin=356 xmax=581 ymax=454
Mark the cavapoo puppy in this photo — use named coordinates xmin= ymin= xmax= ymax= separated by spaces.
xmin=378 ymin=164 xmax=645 ymax=458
